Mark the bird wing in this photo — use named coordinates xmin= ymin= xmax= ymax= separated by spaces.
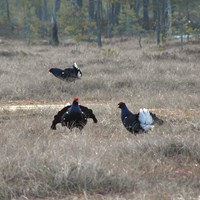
xmin=138 ymin=108 xmax=154 ymax=131
xmin=150 ymin=112 xmax=164 ymax=125
xmin=55 ymin=106 xmax=71 ymax=118
xmin=61 ymin=106 xmax=73 ymax=123
xmin=50 ymin=67 xmax=79 ymax=82
xmin=122 ymin=113 xmax=140 ymax=133
xmin=79 ymin=105 xmax=98 ymax=123
xmin=51 ymin=105 xmax=71 ymax=129
xmin=63 ymin=68 xmax=77 ymax=78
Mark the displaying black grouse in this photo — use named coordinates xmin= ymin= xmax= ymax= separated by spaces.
xmin=118 ymin=102 xmax=163 ymax=134
xmin=51 ymin=97 xmax=98 ymax=130
xmin=49 ymin=63 xmax=82 ymax=82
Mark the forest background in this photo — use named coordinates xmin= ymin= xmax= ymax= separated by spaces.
xmin=0 ymin=0 xmax=200 ymax=46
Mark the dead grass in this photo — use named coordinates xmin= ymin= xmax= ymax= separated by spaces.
xmin=0 ymin=37 xmax=199 ymax=108
xmin=0 ymin=37 xmax=200 ymax=199
xmin=0 ymin=108 xmax=200 ymax=199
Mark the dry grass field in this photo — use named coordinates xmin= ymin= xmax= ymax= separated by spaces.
xmin=0 ymin=37 xmax=200 ymax=200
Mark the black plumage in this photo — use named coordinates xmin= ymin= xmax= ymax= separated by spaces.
xmin=49 ymin=63 xmax=82 ymax=82
xmin=118 ymin=102 xmax=163 ymax=134
xmin=51 ymin=97 xmax=97 ymax=130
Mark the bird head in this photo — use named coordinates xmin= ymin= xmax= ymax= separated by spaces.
xmin=49 ymin=68 xmax=63 ymax=76
xmin=73 ymin=97 xmax=79 ymax=105
xmin=118 ymin=101 xmax=125 ymax=109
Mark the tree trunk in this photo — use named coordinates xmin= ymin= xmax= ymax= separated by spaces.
xmin=88 ymin=0 xmax=94 ymax=21
xmin=51 ymin=0 xmax=60 ymax=45
xmin=156 ymin=1 xmax=161 ymax=45
xmin=96 ymin=0 xmax=102 ymax=47
xmin=106 ymin=2 xmax=112 ymax=38
xmin=152 ymin=0 xmax=158 ymax=23
xmin=178 ymin=5 xmax=184 ymax=49
xmin=70 ymin=0 xmax=82 ymax=8
xmin=51 ymin=16 xmax=59 ymax=45
xmin=134 ymin=0 xmax=140 ymax=18
xmin=167 ymin=0 xmax=172 ymax=35
xmin=53 ymin=0 xmax=60 ymax=14
xmin=4 ymin=0 xmax=13 ymax=30
xmin=42 ymin=0 xmax=49 ymax=21
xmin=143 ymin=0 xmax=149 ymax=30
xmin=138 ymin=33 xmax=142 ymax=48
xmin=161 ymin=0 xmax=167 ymax=42
xmin=113 ymin=2 xmax=121 ymax=26
xmin=106 ymin=2 xmax=121 ymax=38
xmin=125 ymin=10 xmax=129 ymax=36
xmin=77 ymin=0 xmax=82 ymax=8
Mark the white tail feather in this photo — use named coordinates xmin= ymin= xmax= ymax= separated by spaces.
xmin=138 ymin=108 xmax=154 ymax=131
xmin=74 ymin=62 xmax=79 ymax=69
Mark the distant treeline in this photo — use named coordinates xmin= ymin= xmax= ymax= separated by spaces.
xmin=0 ymin=0 xmax=200 ymax=46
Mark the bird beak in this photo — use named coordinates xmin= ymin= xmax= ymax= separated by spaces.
xmin=118 ymin=101 xmax=123 ymax=108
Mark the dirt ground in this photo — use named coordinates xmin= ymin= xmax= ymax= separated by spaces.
xmin=1 ymin=100 xmax=200 ymax=120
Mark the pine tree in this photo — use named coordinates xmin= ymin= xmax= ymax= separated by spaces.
xmin=116 ymin=3 xmax=143 ymax=37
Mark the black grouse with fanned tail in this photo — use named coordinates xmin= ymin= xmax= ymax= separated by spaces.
xmin=51 ymin=97 xmax=97 ymax=130
xmin=49 ymin=63 xmax=82 ymax=82
xmin=118 ymin=102 xmax=163 ymax=134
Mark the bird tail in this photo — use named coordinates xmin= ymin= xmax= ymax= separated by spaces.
xmin=150 ymin=112 xmax=164 ymax=125
xmin=73 ymin=62 xmax=79 ymax=69
xmin=138 ymin=108 xmax=154 ymax=131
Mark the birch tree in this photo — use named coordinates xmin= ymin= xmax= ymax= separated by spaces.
xmin=51 ymin=0 xmax=60 ymax=45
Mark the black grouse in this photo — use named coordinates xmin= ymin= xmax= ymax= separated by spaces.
xmin=118 ymin=102 xmax=163 ymax=134
xmin=51 ymin=97 xmax=97 ymax=130
xmin=49 ymin=63 xmax=82 ymax=82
